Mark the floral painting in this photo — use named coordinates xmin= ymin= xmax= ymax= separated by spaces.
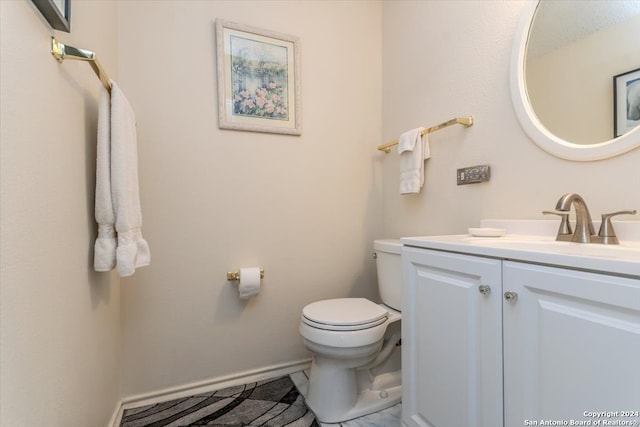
xmin=216 ymin=20 xmax=301 ymax=135
xmin=231 ymin=36 xmax=289 ymax=120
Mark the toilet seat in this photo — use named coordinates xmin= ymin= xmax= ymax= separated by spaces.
xmin=300 ymin=298 xmax=393 ymax=348
xmin=302 ymin=298 xmax=388 ymax=331
xmin=302 ymin=316 xmax=388 ymax=331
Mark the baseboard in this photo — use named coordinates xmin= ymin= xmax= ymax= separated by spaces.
xmin=108 ymin=358 xmax=312 ymax=427
xmin=107 ymin=404 xmax=124 ymax=427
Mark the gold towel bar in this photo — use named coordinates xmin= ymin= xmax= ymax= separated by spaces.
xmin=377 ymin=116 xmax=474 ymax=153
xmin=50 ymin=37 xmax=112 ymax=93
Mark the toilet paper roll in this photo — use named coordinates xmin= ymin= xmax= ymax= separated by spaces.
xmin=238 ymin=267 xmax=261 ymax=300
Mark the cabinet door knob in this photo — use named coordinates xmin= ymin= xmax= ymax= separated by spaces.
xmin=504 ymin=291 xmax=518 ymax=302
xmin=478 ymin=284 xmax=491 ymax=295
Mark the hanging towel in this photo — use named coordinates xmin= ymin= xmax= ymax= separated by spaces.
xmin=93 ymin=81 xmax=150 ymax=277
xmin=94 ymin=85 xmax=117 ymax=271
xmin=110 ymin=81 xmax=150 ymax=277
xmin=398 ymin=127 xmax=430 ymax=194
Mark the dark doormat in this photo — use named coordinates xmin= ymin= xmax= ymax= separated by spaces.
xmin=120 ymin=375 xmax=319 ymax=427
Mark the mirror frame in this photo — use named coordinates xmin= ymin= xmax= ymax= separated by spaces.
xmin=510 ymin=1 xmax=640 ymax=161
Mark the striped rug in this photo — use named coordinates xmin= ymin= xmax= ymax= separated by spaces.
xmin=120 ymin=376 xmax=319 ymax=427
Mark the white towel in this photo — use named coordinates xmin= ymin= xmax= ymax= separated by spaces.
xmin=111 ymin=81 xmax=150 ymax=277
xmin=93 ymin=81 xmax=150 ymax=277
xmin=94 ymin=85 xmax=117 ymax=271
xmin=398 ymin=127 xmax=430 ymax=194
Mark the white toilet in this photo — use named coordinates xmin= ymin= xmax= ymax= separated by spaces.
xmin=299 ymin=239 xmax=402 ymax=423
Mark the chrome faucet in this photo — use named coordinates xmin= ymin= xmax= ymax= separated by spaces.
xmin=545 ymin=193 xmax=637 ymax=244
xmin=555 ymin=193 xmax=596 ymax=243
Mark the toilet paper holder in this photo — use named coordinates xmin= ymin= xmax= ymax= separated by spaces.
xmin=227 ymin=268 xmax=265 ymax=281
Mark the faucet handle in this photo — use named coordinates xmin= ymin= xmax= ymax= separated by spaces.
xmin=597 ymin=210 xmax=637 ymax=245
xmin=543 ymin=210 xmax=573 ymax=241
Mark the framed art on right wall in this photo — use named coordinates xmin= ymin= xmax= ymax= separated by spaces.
xmin=613 ymin=67 xmax=640 ymax=138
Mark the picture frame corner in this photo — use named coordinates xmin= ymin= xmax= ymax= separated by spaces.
xmin=613 ymin=67 xmax=640 ymax=138
xmin=32 ymin=0 xmax=71 ymax=33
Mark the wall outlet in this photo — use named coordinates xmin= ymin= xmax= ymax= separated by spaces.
xmin=457 ymin=165 xmax=490 ymax=185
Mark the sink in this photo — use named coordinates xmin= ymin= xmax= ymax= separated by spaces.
xmin=401 ymin=220 xmax=640 ymax=278
xmin=461 ymin=235 xmax=640 ymax=261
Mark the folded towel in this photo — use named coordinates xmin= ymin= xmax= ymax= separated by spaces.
xmin=110 ymin=81 xmax=150 ymax=277
xmin=94 ymin=85 xmax=117 ymax=271
xmin=398 ymin=127 xmax=430 ymax=194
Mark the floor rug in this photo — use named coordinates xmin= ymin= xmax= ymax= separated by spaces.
xmin=120 ymin=376 xmax=319 ymax=427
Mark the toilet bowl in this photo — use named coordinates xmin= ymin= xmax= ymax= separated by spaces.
xmin=298 ymin=239 xmax=402 ymax=423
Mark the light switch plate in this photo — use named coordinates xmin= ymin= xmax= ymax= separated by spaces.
xmin=457 ymin=165 xmax=490 ymax=185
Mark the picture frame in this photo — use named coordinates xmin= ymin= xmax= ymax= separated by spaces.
xmin=613 ymin=67 xmax=640 ymax=138
xmin=32 ymin=0 xmax=71 ymax=32
xmin=216 ymin=19 xmax=301 ymax=135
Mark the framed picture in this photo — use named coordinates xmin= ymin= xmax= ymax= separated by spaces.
xmin=216 ymin=20 xmax=301 ymax=135
xmin=613 ymin=67 xmax=640 ymax=138
xmin=32 ymin=0 xmax=70 ymax=32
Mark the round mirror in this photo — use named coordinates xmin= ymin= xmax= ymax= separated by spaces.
xmin=510 ymin=1 xmax=640 ymax=161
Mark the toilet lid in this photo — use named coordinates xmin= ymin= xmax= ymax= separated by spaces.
xmin=302 ymin=298 xmax=388 ymax=329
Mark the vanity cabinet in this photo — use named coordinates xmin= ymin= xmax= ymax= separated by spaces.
xmin=402 ymin=247 xmax=503 ymax=427
xmin=402 ymin=246 xmax=640 ymax=427
xmin=503 ymin=261 xmax=640 ymax=426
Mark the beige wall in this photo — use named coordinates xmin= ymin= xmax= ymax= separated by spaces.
xmin=0 ymin=1 xmax=121 ymax=426
xmin=116 ymin=0 xmax=383 ymax=397
xmin=2 ymin=0 xmax=640 ymax=424
xmin=380 ymin=0 xmax=640 ymax=240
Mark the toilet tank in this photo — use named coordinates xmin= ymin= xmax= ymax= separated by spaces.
xmin=374 ymin=239 xmax=402 ymax=311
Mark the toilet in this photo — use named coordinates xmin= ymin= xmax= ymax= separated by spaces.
xmin=299 ymin=239 xmax=402 ymax=423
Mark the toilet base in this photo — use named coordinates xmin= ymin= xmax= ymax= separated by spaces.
xmin=331 ymin=378 xmax=401 ymax=424
xmin=298 ymin=366 xmax=402 ymax=424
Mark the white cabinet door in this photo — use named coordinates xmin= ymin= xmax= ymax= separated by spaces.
xmin=503 ymin=261 xmax=640 ymax=426
xmin=402 ymin=248 xmax=503 ymax=427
